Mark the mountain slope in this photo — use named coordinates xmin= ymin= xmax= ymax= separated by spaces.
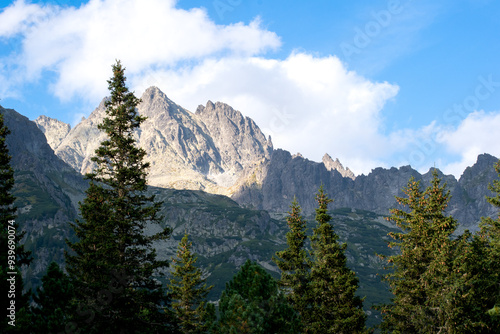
xmin=37 ymin=87 xmax=499 ymax=228
xmin=234 ymin=149 xmax=499 ymax=230
xmin=50 ymin=87 xmax=272 ymax=195
xmin=4 ymin=100 xmax=499 ymax=328
xmin=1 ymin=106 xmax=87 ymax=288
xmin=34 ymin=115 xmax=71 ymax=150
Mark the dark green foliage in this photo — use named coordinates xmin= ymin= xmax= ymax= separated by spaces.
xmin=169 ymin=234 xmax=214 ymax=333
xmin=273 ymin=197 xmax=310 ymax=331
xmin=217 ymin=260 xmax=300 ymax=333
xmin=380 ymin=171 xmax=499 ymax=333
xmin=0 ymin=111 xmax=32 ymax=332
xmin=30 ymin=262 xmax=74 ymax=333
xmin=307 ymin=186 xmax=366 ymax=333
xmin=447 ymin=231 xmax=500 ymax=332
xmin=481 ymin=160 xmax=500 ymax=319
xmin=65 ymin=61 xmax=173 ymax=333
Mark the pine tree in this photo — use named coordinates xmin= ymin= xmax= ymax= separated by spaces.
xmin=217 ymin=260 xmax=300 ymax=334
xmin=379 ymin=174 xmax=451 ymax=332
xmin=446 ymin=230 xmax=500 ymax=332
xmin=0 ymin=111 xmax=32 ymax=333
xmin=30 ymin=262 xmax=74 ymax=333
xmin=379 ymin=171 xmax=498 ymax=333
xmin=480 ymin=160 xmax=500 ymax=320
xmin=65 ymin=61 xmax=173 ymax=333
xmin=307 ymin=186 xmax=366 ymax=333
xmin=273 ymin=197 xmax=310 ymax=331
xmin=169 ymin=233 xmax=214 ymax=333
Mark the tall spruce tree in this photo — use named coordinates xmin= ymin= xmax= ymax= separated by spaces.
xmin=308 ymin=186 xmax=366 ymax=334
xmin=481 ymin=160 xmax=500 ymax=318
xmin=447 ymin=230 xmax=500 ymax=332
xmin=65 ymin=61 xmax=173 ymax=333
xmin=30 ymin=262 xmax=74 ymax=333
xmin=169 ymin=233 xmax=215 ymax=333
xmin=273 ymin=197 xmax=310 ymax=331
xmin=379 ymin=171 xmax=498 ymax=333
xmin=217 ymin=260 xmax=300 ymax=334
xmin=379 ymin=174 xmax=453 ymax=333
xmin=0 ymin=111 xmax=32 ymax=333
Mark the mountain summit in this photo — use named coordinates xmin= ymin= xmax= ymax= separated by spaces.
xmin=34 ymin=87 xmax=499 ymax=228
xmin=38 ymin=87 xmax=274 ymax=195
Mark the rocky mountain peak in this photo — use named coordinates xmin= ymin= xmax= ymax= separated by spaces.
xmin=34 ymin=115 xmax=71 ymax=150
xmin=462 ymin=153 xmax=498 ymax=177
xmin=139 ymin=86 xmax=181 ymax=117
xmin=195 ymin=100 xmax=273 ymax=164
xmin=322 ymin=153 xmax=355 ymax=180
xmin=45 ymin=87 xmax=274 ymax=195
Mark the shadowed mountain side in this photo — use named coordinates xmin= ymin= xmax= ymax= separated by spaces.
xmin=233 ymin=149 xmax=499 ymax=231
xmin=1 ymin=106 xmax=87 ymax=289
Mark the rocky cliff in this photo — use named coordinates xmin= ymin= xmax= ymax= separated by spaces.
xmin=233 ymin=149 xmax=499 ymax=231
xmin=34 ymin=115 xmax=71 ymax=150
xmin=1 ymin=106 xmax=87 ymax=288
xmin=35 ymin=87 xmax=499 ymax=229
xmin=1 ymin=104 xmax=284 ymax=291
xmin=49 ymin=87 xmax=273 ymax=195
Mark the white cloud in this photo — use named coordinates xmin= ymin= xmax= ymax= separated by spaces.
xmin=131 ymin=53 xmax=399 ymax=175
xmin=437 ymin=111 xmax=500 ymax=176
xmin=0 ymin=0 xmax=53 ymax=38
xmin=2 ymin=0 xmax=280 ymax=101
xmin=1 ymin=0 xmax=418 ymax=176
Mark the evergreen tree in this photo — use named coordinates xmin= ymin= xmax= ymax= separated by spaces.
xmin=65 ymin=61 xmax=173 ymax=333
xmin=273 ymin=197 xmax=310 ymax=331
xmin=0 ymin=111 xmax=32 ymax=333
xmin=308 ymin=186 xmax=366 ymax=333
xmin=446 ymin=231 xmax=500 ymax=332
xmin=480 ymin=160 xmax=500 ymax=319
xmin=379 ymin=174 xmax=453 ymax=333
xmin=30 ymin=262 xmax=74 ymax=333
xmin=379 ymin=171 xmax=498 ymax=333
xmin=169 ymin=233 xmax=214 ymax=333
xmin=217 ymin=260 xmax=300 ymax=334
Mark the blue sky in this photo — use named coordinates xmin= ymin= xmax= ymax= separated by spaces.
xmin=1 ymin=0 xmax=499 ymax=177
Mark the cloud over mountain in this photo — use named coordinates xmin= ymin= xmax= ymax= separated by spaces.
xmin=1 ymin=0 xmax=499 ymax=177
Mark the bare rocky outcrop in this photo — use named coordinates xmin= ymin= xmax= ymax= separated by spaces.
xmin=233 ymin=149 xmax=499 ymax=231
xmin=322 ymin=153 xmax=355 ymax=180
xmin=34 ymin=115 xmax=71 ymax=150
xmin=49 ymin=87 xmax=273 ymax=195
xmin=32 ymin=87 xmax=499 ymax=229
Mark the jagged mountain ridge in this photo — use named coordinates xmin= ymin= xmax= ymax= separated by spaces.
xmin=40 ymin=87 xmax=274 ymax=195
xmin=3 ymin=96 xmax=499 ymax=327
xmin=1 ymin=106 xmax=87 ymax=288
xmin=233 ymin=149 xmax=498 ymax=231
xmin=2 ymin=105 xmax=287 ymax=292
xmin=36 ymin=86 xmax=499 ymax=228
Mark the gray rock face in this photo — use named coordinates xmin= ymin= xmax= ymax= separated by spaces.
xmin=196 ymin=100 xmax=273 ymax=171
xmin=322 ymin=153 xmax=355 ymax=179
xmin=50 ymin=87 xmax=273 ymax=195
xmin=233 ymin=149 xmax=499 ymax=229
xmin=32 ymin=88 xmax=499 ymax=229
xmin=1 ymin=106 xmax=87 ymax=288
xmin=34 ymin=115 xmax=71 ymax=150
